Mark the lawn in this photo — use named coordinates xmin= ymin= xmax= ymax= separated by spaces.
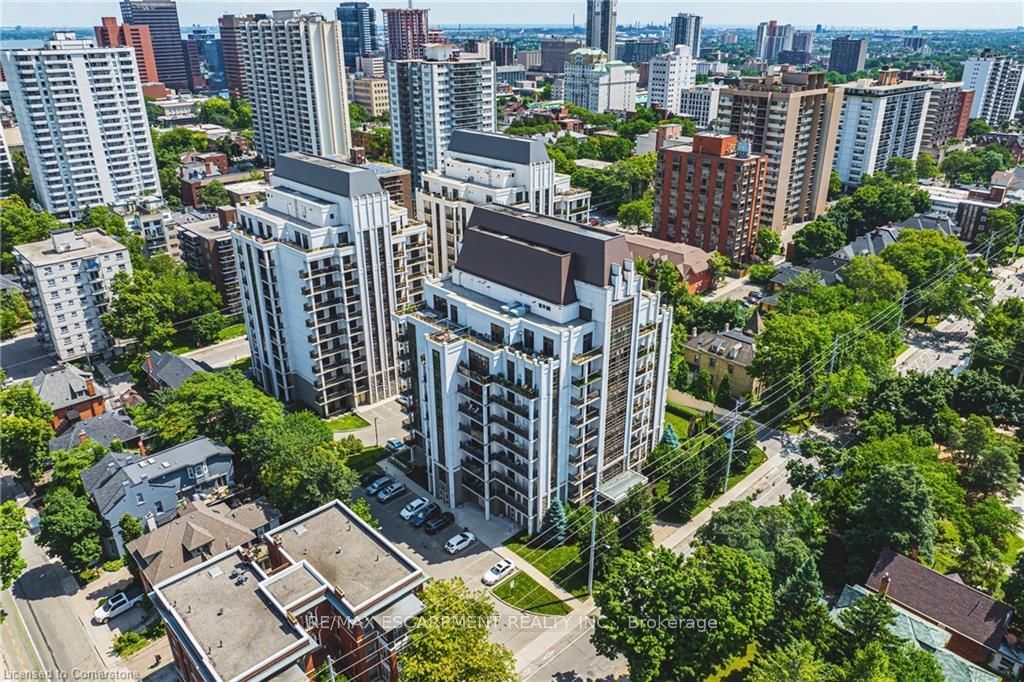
xmin=504 ymin=537 xmax=590 ymax=599
xmin=326 ymin=413 xmax=370 ymax=432
xmin=231 ymin=356 xmax=252 ymax=371
xmin=706 ymin=642 xmax=757 ymax=682
xmin=217 ymin=323 xmax=246 ymax=342
xmin=346 ymin=446 xmax=388 ymax=473
xmin=664 ymin=401 xmax=701 ymax=436
xmin=492 ymin=572 xmax=572 ymax=616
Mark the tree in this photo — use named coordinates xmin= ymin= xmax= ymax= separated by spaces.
xmin=840 ymin=464 xmax=937 ymax=579
xmin=966 ymin=118 xmax=993 ymax=137
xmin=689 ymin=300 xmax=751 ymax=333
xmin=616 ymin=195 xmax=653 ymax=229
xmin=707 ymin=252 xmax=732 ymax=285
xmin=539 ymin=501 xmax=568 ymax=547
xmin=199 ymin=97 xmax=236 ymax=128
xmin=592 ymin=545 xmax=773 ymax=682
xmin=952 ymin=415 xmax=1020 ymax=497
xmin=916 ymin=152 xmax=940 ymax=179
xmin=38 ymin=487 xmax=101 ymax=571
xmin=399 ymin=578 xmax=516 ymax=682
xmin=840 ymin=255 xmax=907 ymax=304
xmin=791 ymin=218 xmax=845 ymax=263
xmin=0 ymin=289 xmax=31 ymax=339
xmin=828 ymin=170 xmax=843 ymax=199
xmin=118 ymin=512 xmax=143 ymax=544
xmin=0 ymin=196 xmax=61 ymax=272
xmin=747 ymin=640 xmax=829 ymax=682
xmin=1002 ymin=552 xmax=1024 ymax=615
xmin=131 ymin=369 xmax=283 ymax=452
xmin=716 ymin=375 xmax=733 ymax=408
xmin=692 ymin=369 xmax=715 ymax=402
xmin=884 ymin=156 xmax=917 ymax=183
xmin=192 ymin=311 xmax=230 ymax=346
xmin=0 ymin=500 xmax=28 ymax=590
xmin=843 ymin=641 xmax=944 ymax=682
xmin=748 ymin=262 xmax=777 ymax=284
xmin=838 ymin=592 xmax=899 ymax=653
xmin=756 ymin=229 xmax=782 ymax=259
xmin=958 ymin=536 xmax=1004 ymax=593
xmin=616 ymin=484 xmax=654 ymax=551
xmin=968 ymin=496 xmax=1019 ymax=549
xmin=0 ymin=382 xmax=55 ymax=482
xmin=7 ymin=150 xmax=38 ymax=205
xmin=80 ymin=206 xmax=145 ymax=264
xmin=197 ymin=181 xmax=231 ymax=208
xmin=579 ymin=511 xmax=620 ymax=582
xmin=50 ymin=440 xmax=106 ymax=494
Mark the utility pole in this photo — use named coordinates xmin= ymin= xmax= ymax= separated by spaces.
xmin=721 ymin=401 xmax=744 ymax=494
xmin=827 ymin=332 xmax=840 ymax=374
xmin=896 ymin=288 xmax=908 ymax=331
xmin=985 ymin=233 xmax=994 ymax=263
xmin=1014 ymin=212 xmax=1024 ymax=259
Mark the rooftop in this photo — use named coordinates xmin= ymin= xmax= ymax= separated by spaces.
xmin=447 ymin=129 xmax=550 ymax=166
xmin=155 ymin=552 xmax=315 ymax=681
xmin=275 ymin=153 xmax=384 ymax=198
xmin=14 ymin=229 xmax=127 ymax=266
xmin=685 ymin=328 xmax=756 ymax=365
xmin=31 ymin=364 xmax=106 ymax=411
xmin=49 ymin=412 xmax=139 ymax=452
xmin=267 ymin=500 xmax=425 ymax=616
xmin=867 ymin=549 xmax=1014 ymax=652
xmin=142 ymin=350 xmax=207 ymax=390
xmin=623 ymin=233 xmax=713 ymax=281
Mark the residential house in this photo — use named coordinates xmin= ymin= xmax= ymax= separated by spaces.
xmin=624 ymin=233 xmax=715 ymax=293
xmin=49 ymin=412 xmax=142 ymax=453
xmin=141 ymin=350 xmax=208 ymax=391
xmin=81 ymin=437 xmax=236 ymax=557
xmin=152 ymin=500 xmax=427 ymax=682
xmin=31 ymin=364 xmax=108 ymax=433
xmin=865 ymin=549 xmax=1024 ymax=678
xmin=683 ymin=319 xmax=762 ymax=398
xmin=128 ymin=497 xmax=279 ymax=591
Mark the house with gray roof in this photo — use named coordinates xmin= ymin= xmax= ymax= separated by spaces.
xmin=31 ymin=364 xmax=109 ymax=433
xmin=49 ymin=412 xmax=141 ymax=453
xmin=81 ymin=437 xmax=236 ymax=557
xmin=141 ymin=350 xmax=208 ymax=391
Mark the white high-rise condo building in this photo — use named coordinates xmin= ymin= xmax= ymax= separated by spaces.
xmin=962 ymin=52 xmax=1024 ymax=126
xmin=417 ymin=130 xmax=592 ymax=276
xmin=1 ymin=33 xmax=160 ymax=220
xmin=564 ymin=48 xmax=638 ymax=114
xmin=14 ymin=229 xmax=131 ymax=361
xmin=678 ymin=84 xmax=723 ymax=129
xmin=586 ymin=0 xmax=618 ymax=60
xmin=240 ymin=11 xmax=351 ymax=165
xmin=233 ymin=153 xmax=427 ymax=417
xmin=388 ymin=44 xmax=496 ymax=186
xmin=755 ymin=21 xmax=794 ymax=63
xmin=833 ymin=70 xmax=932 ymax=189
xmin=396 ymin=206 xmax=672 ymax=533
xmin=647 ymin=45 xmax=697 ymax=115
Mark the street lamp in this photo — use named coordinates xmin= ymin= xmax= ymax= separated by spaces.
xmin=373 ymin=416 xmax=380 ymax=446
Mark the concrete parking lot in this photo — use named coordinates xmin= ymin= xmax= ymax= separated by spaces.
xmin=355 ymin=467 xmax=557 ymax=658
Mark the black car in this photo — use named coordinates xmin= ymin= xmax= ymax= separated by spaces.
xmin=424 ymin=511 xmax=455 ymax=535
xmin=409 ymin=503 xmax=440 ymax=528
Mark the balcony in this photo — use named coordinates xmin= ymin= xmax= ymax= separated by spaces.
xmin=463 ymin=476 xmax=484 ymax=498
xmin=492 ymin=432 xmax=529 ymax=458
xmin=489 ymin=393 xmax=529 ymax=419
xmin=457 ymin=362 xmax=494 ymax=385
xmin=494 ymin=486 xmax=528 ymax=514
xmin=570 ymin=391 xmax=600 ymax=408
xmin=489 ymin=413 xmax=531 ymax=440
xmin=493 ymin=453 xmax=529 ymax=478
xmin=460 ymin=439 xmax=484 ymax=459
xmin=456 ymin=384 xmax=485 ymax=404
xmin=459 ymin=401 xmax=485 ymax=424
xmin=571 ymin=371 xmax=602 ymax=389
xmin=458 ymin=422 xmax=484 ymax=444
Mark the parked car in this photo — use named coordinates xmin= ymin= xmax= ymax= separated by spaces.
xmin=377 ymin=481 xmax=407 ymax=503
xmin=444 ymin=531 xmax=476 ymax=554
xmin=424 ymin=511 xmax=455 ymax=535
xmin=396 ymin=395 xmax=410 ymax=407
xmin=360 ymin=470 xmax=383 ymax=487
xmin=365 ymin=476 xmax=393 ymax=496
xmin=482 ymin=559 xmax=515 ymax=586
xmin=93 ymin=591 xmax=141 ymax=624
xmin=400 ymin=496 xmax=429 ymax=520
xmin=385 ymin=438 xmax=407 ymax=454
xmin=409 ymin=503 xmax=440 ymax=528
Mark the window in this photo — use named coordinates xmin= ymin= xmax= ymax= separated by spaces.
xmin=579 ymin=306 xmax=592 ymax=322
xmin=542 ymin=337 xmax=554 ymax=356
xmin=523 ymin=329 xmax=534 ymax=349
xmin=135 ymin=493 xmax=144 ymax=505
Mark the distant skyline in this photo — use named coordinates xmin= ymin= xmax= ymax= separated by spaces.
xmin=1 ymin=1 xmax=1021 ymax=31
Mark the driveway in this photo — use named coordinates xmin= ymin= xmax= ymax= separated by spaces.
xmin=68 ymin=567 xmax=149 ymax=667
xmin=339 ymin=398 xmax=408 ymax=448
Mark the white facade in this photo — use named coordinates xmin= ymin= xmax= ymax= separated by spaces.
xmin=833 ymin=77 xmax=932 ymax=188
xmin=679 ymin=84 xmax=723 ymax=129
xmin=416 ymin=130 xmax=591 ymax=275
xmin=233 ymin=153 xmax=427 ymax=417
xmin=564 ymin=48 xmax=637 ymax=114
xmin=14 ymin=229 xmax=132 ymax=361
xmin=0 ymin=130 xmax=11 ymax=199
xmin=111 ymin=196 xmax=181 ymax=259
xmin=962 ymin=54 xmax=1024 ymax=126
xmin=647 ymin=45 xmax=696 ymax=115
xmin=396 ymin=206 xmax=672 ymax=533
xmin=1 ymin=33 xmax=160 ymax=220
xmin=241 ymin=11 xmax=352 ymax=164
xmin=388 ymin=44 xmax=497 ymax=185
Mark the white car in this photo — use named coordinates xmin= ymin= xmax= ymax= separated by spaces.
xmin=400 ymin=496 xmax=429 ymax=520
xmin=444 ymin=531 xmax=476 ymax=555
xmin=482 ymin=559 xmax=515 ymax=586
xmin=93 ymin=591 xmax=140 ymax=624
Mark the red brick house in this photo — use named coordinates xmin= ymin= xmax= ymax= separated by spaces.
xmin=31 ymin=364 xmax=108 ymax=433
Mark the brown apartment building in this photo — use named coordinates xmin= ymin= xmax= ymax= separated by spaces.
xmin=94 ymin=17 xmax=159 ymax=84
xmin=921 ymin=81 xmax=975 ymax=156
xmin=716 ymin=69 xmax=841 ymax=232
xmin=653 ymin=133 xmax=768 ymax=262
xmin=218 ymin=14 xmax=266 ymax=100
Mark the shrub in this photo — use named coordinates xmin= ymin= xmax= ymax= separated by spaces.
xmin=102 ymin=558 xmax=125 ymax=572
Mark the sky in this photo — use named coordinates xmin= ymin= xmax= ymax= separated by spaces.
xmin=1 ymin=0 xmax=1022 ymax=30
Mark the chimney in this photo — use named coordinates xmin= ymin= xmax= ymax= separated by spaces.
xmin=724 ymin=323 xmax=731 ymax=332
xmin=78 ymin=431 xmax=87 ymax=444
xmin=350 ymin=146 xmax=367 ymax=165
xmin=880 ymin=571 xmax=891 ymax=595
xmin=85 ymin=378 xmax=95 ymax=396
xmin=691 ymin=326 xmax=697 ymax=338
xmin=217 ymin=206 xmax=237 ymax=228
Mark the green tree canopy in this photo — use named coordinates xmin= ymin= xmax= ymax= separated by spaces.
xmin=38 ymin=487 xmax=102 ymax=571
xmin=0 ymin=196 xmax=61 ymax=272
xmin=0 ymin=500 xmax=28 ymax=589
xmin=0 ymin=382 xmax=55 ymax=481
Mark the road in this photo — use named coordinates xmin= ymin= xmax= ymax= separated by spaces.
xmin=0 ymin=332 xmax=55 ymax=382
xmin=1 ymin=474 xmax=108 ymax=677
xmin=181 ymin=334 xmax=250 ymax=369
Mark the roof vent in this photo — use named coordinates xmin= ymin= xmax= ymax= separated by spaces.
xmin=293 ymin=524 xmax=307 ymax=536
xmin=207 ymin=566 xmax=223 ymax=578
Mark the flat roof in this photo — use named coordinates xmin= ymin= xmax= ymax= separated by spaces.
xmin=262 ymin=563 xmax=325 ymax=608
xmin=267 ymin=500 xmax=424 ymax=614
xmin=156 ymin=553 xmax=312 ymax=681
xmin=176 ymin=216 xmax=230 ymax=241
xmin=14 ymin=229 xmax=126 ymax=266
xmin=275 ymin=153 xmax=383 ymax=198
